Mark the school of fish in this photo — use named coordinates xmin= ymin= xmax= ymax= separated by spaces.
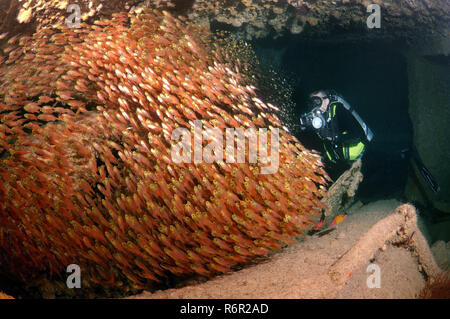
xmin=0 ymin=10 xmax=329 ymax=290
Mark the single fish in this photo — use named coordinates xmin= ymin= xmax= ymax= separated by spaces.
xmin=330 ymin=214 xmax=347 ymax=228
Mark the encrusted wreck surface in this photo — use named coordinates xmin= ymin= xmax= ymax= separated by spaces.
xmin=322 ymin=159 xmax=363 ymax=221
xmin=1 ymin=0 xmax=449 ymax=48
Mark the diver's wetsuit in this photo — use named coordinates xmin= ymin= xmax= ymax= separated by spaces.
xmin=318 ymin=99 xmax=368 ymax=165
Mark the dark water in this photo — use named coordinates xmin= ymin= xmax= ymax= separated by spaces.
xmin=254 ymin=39 xmax=413 ymax=203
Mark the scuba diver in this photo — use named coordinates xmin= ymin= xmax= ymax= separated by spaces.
xmin=299 ymin=89 xmax=440 ymax=194
xmin=299 ymin=90 xmax=374 ymax=171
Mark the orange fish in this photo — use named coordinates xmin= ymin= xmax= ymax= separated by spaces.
xmin=330 ymin=214 xmax=347 ymax=228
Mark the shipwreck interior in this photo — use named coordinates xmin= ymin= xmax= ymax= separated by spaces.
xmin=251 ymin=33 xmax=450 ymax=244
